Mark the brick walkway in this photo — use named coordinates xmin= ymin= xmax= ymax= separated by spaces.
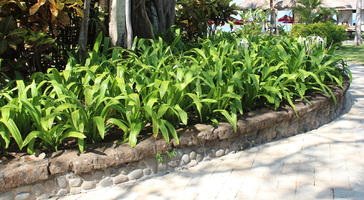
xmin=62 ymin=64 xmax=364 ymax=200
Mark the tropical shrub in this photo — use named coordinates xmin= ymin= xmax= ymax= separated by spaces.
xmin=231 ymin=9 xmax=270 ymax=37
xmin=0 ymin=0 xmax=83 ymax=77
xmin=293 ymin=0 xmax=337 ymax=24
xmin=176 ymin=0 xmax=240 ymax=40
xmin=0 ymin=31 xmax=351 ymax=154
xmin=291 ymin=22 xmax=347 ymax=46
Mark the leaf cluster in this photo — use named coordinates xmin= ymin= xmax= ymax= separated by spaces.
xmin=176 ymin=0 xmax=240 ymax=40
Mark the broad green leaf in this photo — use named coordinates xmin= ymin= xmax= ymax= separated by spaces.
xmin=174 ymin=105 xmax=188 ymax=125
xmin=0 ymin=126 xmax=10 ymax=148
xmin=159 ymin=81 xmax=169 ymax=98
xmin=107 ymin=118 xmax=128 ymax=133
xmin=164 ymin=120 xmax=179 ymax=144
xmin=1 ymin=119 xmax=23 ymax=149
xmin=93 ymin=116 xmax=105 ymax=139
xmin=60 ymin=131 xmax=86 ymax=141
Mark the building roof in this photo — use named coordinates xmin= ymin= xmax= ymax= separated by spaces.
xmin=321 ymin=0 xmax=356 ymax=10
xmin=237 ymin=0 xmax=294 ymax=10
xmin=237 ymin=0 xmax=359 ymax=11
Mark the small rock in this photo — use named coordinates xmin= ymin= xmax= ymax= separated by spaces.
xmin=57 ymin=189 xmax=68 ymax=196
xmin=215 ymin=149 xmax=225 ymax=157
xmin=168 ymin=160 xmax=178 ymax=168
xmin=207 ymin=149 xmax=216 ymax=159
xmin=70 ymin=187 xmax=82 ymax=195
xmin=81 ymin=181 xmax=96 ymax=190
xmin=56 ymin=176 xmax=67 ymax=188
xmin=32 ymin=183 xmax=45 ymax=195
xmin=113 ymin=174 xmax=129 ymax=184
xmin=225 ymin=148 xmax=230 ymax=155
xmin=99 ymin=177 xmax=113 ymax=187
xmin=128 ymin=169 xmax=143 ymax=180
xmin=181 ymin=154 xmax=190 ymax=165
xmin=187 ymin=160 xmax=198 ymax=168
xmin=189 ymin=151 xmax=197 ymax=160
xmin=143 ymin=168 xmax=152 ymax=176
xmin=158 ymin=163 xmax=167 ymax=171
xmin=0 ymin=192 xmax=13 ymax=200
xmin=196 ymin=154 xmax=203 ymax=162
xmin=14 ymin=192 xmax=30 ymax=200
xmin=69 ymin=177 xmax=83 ymax=187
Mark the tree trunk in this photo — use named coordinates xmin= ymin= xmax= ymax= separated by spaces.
xmin=355 ymin=0 xmax=362 ymax=46
xmin=131 ymin=0 xmax=154 ymax=39
xmin=270 ymin=0 xmax=274 ymax=35
xmin=108 ymin=0 xmax=176 ymax=47
xmin=109 ymin=0 xmax=127 ymax=47
xmin=78 ymin=0 xmax=91 ymax=61
xmin=125 ymin=0 xmax=133 ymax=49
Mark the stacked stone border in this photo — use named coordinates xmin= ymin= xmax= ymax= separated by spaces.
xmin=0 ymin=81 xmax=350 ymax=200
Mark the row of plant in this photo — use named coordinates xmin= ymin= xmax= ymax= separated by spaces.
xmin=0 ymin=31 xmax=351 ymax=154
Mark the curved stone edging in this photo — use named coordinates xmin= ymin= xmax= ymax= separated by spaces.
xmin=0 ymin=81 xmax=350 ymax=200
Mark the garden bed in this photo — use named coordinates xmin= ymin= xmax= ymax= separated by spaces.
xmin=0 ymin=80 xmax=349 ymax=200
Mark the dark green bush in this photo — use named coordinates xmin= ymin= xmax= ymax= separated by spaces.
xmin=291 ymin=22 xmax=346 ymax=46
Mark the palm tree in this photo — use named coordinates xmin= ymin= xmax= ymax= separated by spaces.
xmin=355 ymin=0 xmax=363 ymax=46
xmin=316 ymin=7 xmax=337 ymax=22
xmin=293 ymin=0 xmax=322 ymax=24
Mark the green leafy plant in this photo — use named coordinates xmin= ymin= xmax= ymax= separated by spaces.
xmin=0 ymin=31 xmax=351 ymax=154
xmin=176 ymin=0 xmax=240 ymax=40
xmin=291 ymin=22 xmax=347 ymax=46
xmin=155 ymin=152 xmax=165 ymax=163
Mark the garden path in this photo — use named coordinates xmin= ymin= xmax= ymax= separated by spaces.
xmin=61 ymin=64 xmax=364 ymax=200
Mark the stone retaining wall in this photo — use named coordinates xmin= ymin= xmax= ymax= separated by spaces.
xmin=0 ymin=82 xmax=350 ymax=200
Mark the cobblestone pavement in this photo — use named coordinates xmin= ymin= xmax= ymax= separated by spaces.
xmin=61 ymin=64 xmax=364 ymax=200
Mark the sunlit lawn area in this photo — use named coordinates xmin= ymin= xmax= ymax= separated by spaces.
xmin=336 ymin=45 xmax=364 ymax=65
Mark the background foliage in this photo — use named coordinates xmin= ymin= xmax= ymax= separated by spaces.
xmin=291 ymin=22 xmax=347 ymax=46
xmin=0 ymin=0 xmax=83 ymax=77
xmin=176 ymin=0 xmax=239 ymax=40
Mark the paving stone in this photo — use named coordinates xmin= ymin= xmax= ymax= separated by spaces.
xmin=69 ymin=177 xmax=83 ymax=187
xmin=128 ymin=169 xmax=143 ymax=180
xmin=196 ymin=154 xmax=203 ymax=162
xmin=81 ymin=181 xmax=96 ymax=190
xmin=99 ymin=177 xmax=113 ymax=187
xmin=57 ymin=189 xmax=68 ymax=196
xmin=113 ymin=174 xmax=128 ymax=184
xmin=181 ymin=154 xmax=190 ymax=165
xmin=189 ymin=151 xmax=197 ymax=160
